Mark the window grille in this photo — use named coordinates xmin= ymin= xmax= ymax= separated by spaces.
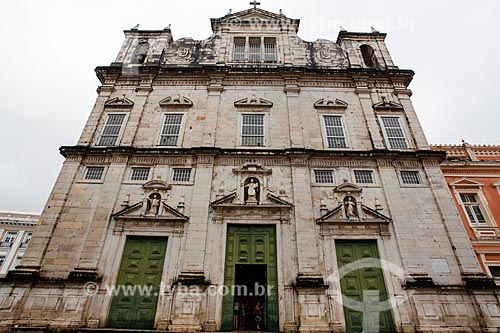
xmin=314 ymin=170 xmax=334 ymax=184
xmin=130 ymin=168 xmax=150 ymax=181
xmin=400 ymin=171 xmax=422 ymax=185
xmin=354 ymin=170 xmax=374 ymax=184
xmin=324 ymin=116 xmax=347 ymax=148
xmin=381 ymin=117 xmax=409 ymax=149
xmin=159 ymin=114 xmax=183 ymax=146
xmin=172 ymin=168 xmax=192 ymax=182
xmin=241 ymin=114 xmax=265 ymax=146
xmin=85 ymin=167 xmax=104 ymax=180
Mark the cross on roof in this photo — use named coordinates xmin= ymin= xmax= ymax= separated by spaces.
xmin=250 ymin=0 xmax=261 ymax=9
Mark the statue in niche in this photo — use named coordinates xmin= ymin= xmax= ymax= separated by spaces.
xmin=244 ymin=178 xmax=260 ymax=204
xmin=147 ymin=193 xmax=161 ymax=215
xmin=344 ymin=196 xmax=357 ymax=219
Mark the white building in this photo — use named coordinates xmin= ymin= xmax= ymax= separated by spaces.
xmin=0 ymin=211 xmax=38 ymax=277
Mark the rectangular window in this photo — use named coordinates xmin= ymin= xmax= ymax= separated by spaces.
xmin=12 ymin=254 xmax=23 ymax=270
xmin=314 ymin=170 xmax=334 ymax=184
xmin=0 ymin=256 xmax=5 ymax=269
xmin=130 ymin=167 xmax=150 ymax=181
xmin=3 ymin=231 xmax=18 ymax=243
xmin=85 ymin=166 xmax=105 ymax=180
xmin=249 ymin=37 xmax=261 ymax=62
xmin=381 ymin=117 xmax=409 ymax=149
xmin=98 ymin=114 xmax=126 ymax=146
xmin=460 ymin=193 xmax=487 ymax=225
xmin=354 ymin=170 xmax=374 ymax=184
xmin=324 ymin=115 xmax=347 ymax=148
xmin=172 ymin=168 xmax=192 ymax=182
xmin=264 ymin=37 xmax=277 ymax=62
xmin=241 ymin=114 xmax=265 ymax=146
xmin=159 ymin=114 xmax=183 ymax=146
xmin=233 ymin=37 xmax=246 ymax=61
xmin=400 ymin=171 xmax=422 ymax=185
xmin=489 ymin=266 xmax=500 ymax=278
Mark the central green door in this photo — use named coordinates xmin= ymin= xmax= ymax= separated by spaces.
xmin=107 ymin=237 xmax=167 ymax=329
xmin=221 ymin=225 xmax=278 ymax=331
xmin=336 ymin=240 xmax=395 ymax=333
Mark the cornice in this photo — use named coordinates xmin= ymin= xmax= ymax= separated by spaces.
xmin=95 ymin=65 xmax=414 ymax=86
xmin=59 ymin=145 xmax=444 ymax=161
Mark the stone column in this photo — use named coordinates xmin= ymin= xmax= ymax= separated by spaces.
xmin=284 ymin=75 xmax=304 ymax=148
xmin=179 ymin=154 xmax=215 ymax=278
xmin=290 ymin=155 xmax=321 ymax=278
xmin=354 ymin=80 xmax=385 ymax=150
xmin=71 ymin=154 xmax=129 ymax=278
xmin=202 ymin=76 xmax=224 ymax=147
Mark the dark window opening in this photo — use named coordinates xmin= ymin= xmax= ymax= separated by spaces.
xmin=360 ymin=44 xmax=377 ymax=68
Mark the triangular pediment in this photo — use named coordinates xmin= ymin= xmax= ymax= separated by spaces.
xmin=105 ymin=96 xmax=134 ymax=109
xmin=314 ymin=97 xmax=348 ymax=110
xmin=267 ymin=193 xmax=294 ymax=207
xmin=450 ymin=178 xmax=483 ymax=187
xmin=334 ymin=182 xmax=363 ymax=194
xmin=373 ymin=97 xmax=403 ymax=110
xmin=113 ymin=201 xmax=188 ymax=221
xmin=211 ymin=8 xmax=299 ymax=32
xmin=234 ymin=96 xmax=273 ymax=108
xmin=159 ymin=94 xmax=193 ymax=108
xmin=316 ymin=204 xmax=391 ymax=223
xmin=210 ymin=192 xmax=237 ymax=206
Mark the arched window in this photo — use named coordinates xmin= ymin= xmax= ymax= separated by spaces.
xmin=360 ymin=44 xmax=377 ymax=68
xmin=133 ymin=40 xmax=150 ymax=64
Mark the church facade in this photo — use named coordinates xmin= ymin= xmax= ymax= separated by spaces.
xmin=1 ymin=7 xmax=500 ymax=333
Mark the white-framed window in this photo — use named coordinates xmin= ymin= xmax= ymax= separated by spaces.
xmin=354 ymin=170 xmax=375 ymax=184
xmin=314 ymin=170 xmax=335 ymax=184
xmin=241 ymin=114 xmax=265 ymax=146
xmin=130 ymin=167 xmax=150 ymax=181
xmin=23 ymin=232 xmax=32 ymax=244
xmin=323 ymin=115 xmax=347 ymax=148
xmin=84 ymin=166 xmax=105 ymax=180
xmin=233 ymin=37 xmax=246 ymax=61
xmin=0 ymin=255 xmax=5 ymax=268
xmin=3 ymin=231 xmax=18 ymax=243
xmin=159 ymin=113 xmax=184 ymax=146
xmin=460 ymin=193 xmax=487 ymax=225
xmin=172 ymin=168 xmax=192 ymax=182
xmin=97 ymin=113 xmax=126 ymax=146
xmin=400 ymin=170 xmax=422 ymax=185
xmin=381 ymin=116 xmax=409 ymax=150
xmin=232 ymin=36 xmax=277 ymax=63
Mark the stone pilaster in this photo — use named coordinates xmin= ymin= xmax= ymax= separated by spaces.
xmin=355 ymin=79 xmax=384 ymax=149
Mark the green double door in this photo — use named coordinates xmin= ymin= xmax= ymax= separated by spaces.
xmin=107 ymin=237 xmax=167 ymax=329
xmin=336 ymin=240 xmax=395 ymax=333
xmin=221 ymin=225 xmax=279 ymax=331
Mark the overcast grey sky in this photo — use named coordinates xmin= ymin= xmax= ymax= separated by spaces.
xmin=0 ymin=0 xmax=499 ymax=213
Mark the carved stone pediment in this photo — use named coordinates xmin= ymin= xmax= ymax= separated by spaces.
xmin=373 ymin=97 xmax=403 ymax=111
xmin=234 ymin=96 xmax=273 ymax=108
xmin=113 ymin=201 xmax=188 ymax=222
xmin=142 ymin=180 xmax=172 ymax=192
xmin=232 ymin=163 xmax=272 ymax=174
xmin=449 ymin=178 xmax=483 ymax=188
xmin=105 ymin=96 xmax=134 ymax=109
xmin=334 ymin=182 xmax=363 ymax=194
xmin=210 ymin=192 xmax=292 ymax=224
xmin=317 ymin=204 xmax=390 ymax=223
xmin=314 ymin=97 xmax=348 ymax=110
xmin=160 ymin=94 xmax=193 ymax=108
xmin=317 ymin=204 xmax=391 ymax=237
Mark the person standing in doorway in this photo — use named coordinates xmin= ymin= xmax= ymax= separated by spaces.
xmin=254 ymin=301 xmax=263 ymax=330
xmin=239 ymin=301 xmax=247 ymax=329
xmin=233 ymin=299 xmax=240 ymax=330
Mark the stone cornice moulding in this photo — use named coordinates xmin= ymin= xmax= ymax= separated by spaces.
xmin=234 ymin=96 xmax=273 ymax=108
xmin=159 ymin=94 xmax=193 ymax=108
xmin=314 ymin=97 xmax=348 ymax=110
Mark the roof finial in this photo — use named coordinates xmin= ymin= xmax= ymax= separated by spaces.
xmin=249 ymin=0 xmax=261 ymax=9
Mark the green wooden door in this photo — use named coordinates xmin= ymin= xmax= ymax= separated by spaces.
xmin=107 ymin=237 xmax=167 ymax=329
xmin=336 ymin=241 xmax=395 ymax=333
xmin=221 ymin=225 xmax=278 ymax=331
